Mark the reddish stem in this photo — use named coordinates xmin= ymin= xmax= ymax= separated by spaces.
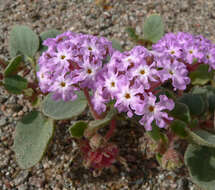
xmin=177 ymin=90 xmax=183 ymax=96
xmin=0 ymin=58 xmax=7 ymax=69
xmin=105 ymin=118 xmax=116 ymax=141
xmin=146 ymin=81 xmax=162 ymax=93
xmin=0 ymin=73 xmax=3 ymax=80
xmin=186 ymin=62 xmax=201 ymax=72
xmin=83 ymin=88 xmax=103 ymax=120
xmin=28 ymin=82 xmax=38 ymax=90
xmin=23 ymin=68 xmax=31 ymax=77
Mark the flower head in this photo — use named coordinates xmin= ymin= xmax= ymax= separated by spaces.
xmin=139 ymin=93 xmax=174 ymax=131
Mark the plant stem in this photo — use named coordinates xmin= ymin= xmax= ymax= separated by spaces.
xmin=0 ymin=58 xmax=7 ymax=69
xmin=83 ymin=88 xmax=103 ymax=120
xmin=186 ymin=62 xmax=201 ymax=72
xmin=105 ymin=118 xmax=116 ymax=141
xmin=146 ymin=81 xmax=162 ymax=93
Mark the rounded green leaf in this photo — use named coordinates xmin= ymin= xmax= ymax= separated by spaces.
xmin=147 ymin=122 xmax=161 ymax=141
xmin=13 ymin=111 xmax=54 ymax=169
xmin=185 ymin=144 xmax=215 ymax=190
xmin=9 ymin=25 xmax=39 ymax=58
xmin=4 ymin=75 xmax=28 ymax=94
xmin=4 ymin=55 xmax=23 ymax=77
xmin=111 ymin=39 xmax=123 ymax=52
xmin=69 ymin=121 xmax=88 ymax=138
xmin=187 ymin=129 xmax=215 ymax=148
xmin=179 ymin=93 xmax=206 ymax=116
xmin=170 ymin=102 xmax=191 ymax=123
xmin=192 ymin=86 xmax=215 ymax=112
xmin=170 ymin=119 xmax=188 ymax=138
xmin=39 ymin=29 xmax=61 ymax=53
xmin=189 ymin=64 xmax=213 ymax=85
xmin=143 ymin=14 xmax=164 ymax=43
xmin=41 ymin=92 xmax=87 ymax=120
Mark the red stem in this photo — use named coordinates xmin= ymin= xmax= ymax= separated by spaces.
xmin=0 ymin=58 xmax=7 ymax=69
xmin=186 ymin=62 xmax=201 ymax=72
xmin=105 ymin=118 xmax=116 ymax=141
xmin=146 ymin=81 xmax=162 ymax=93
xmin=83 ymin=88 xmax=103 ymax=120
xmin=0 ymin=73 xmax=3 ymax=80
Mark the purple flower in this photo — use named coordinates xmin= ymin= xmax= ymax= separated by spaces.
xmin=49 ymin=75 xmax=78 ymax=101
xmin=157 ymin=59 xmax=190 ymax=90
xmin=184 ymin=44 xmax=204 ymax=64
xmin=38 ymin=31 xmax=113 ymax=102
xmin=128 ymin=60 xmax=158 ymax=89
xmin=139 ymin=93 xmax=174 ymax=131
xmin=204 ymin=45 xmax=215 ymax=69
xmin=91 ymin=86 xmax=109 ymax=114
xmin=72 ymin=56 xmax=102 ymax=88
xmin=114 ymin=81 xmax=144 ymax=118
xmin=36 ymin=66 xmax=52 ymax=93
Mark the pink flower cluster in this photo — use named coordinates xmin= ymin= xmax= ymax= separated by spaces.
xmin=37 ymin=31 xmax=113 ymax=101
xmin=37 ymin=32 xmax=215 ymax=131
xmin=92 ymin=46 xmax=175 ymax=131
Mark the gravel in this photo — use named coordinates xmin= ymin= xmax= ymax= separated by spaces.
xmin=0 ymin=0 xmax=214 ymax=189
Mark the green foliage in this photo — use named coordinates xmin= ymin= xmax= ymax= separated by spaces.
xmin=4 ymin=75 xmax=28 ymax=94
xmin=111 ymin=39 xmax=123 ymax=52
xmin=179 ymin=93 xmax=206 ymax=116
xmin=39 ymin=29 xmax=61 ymax=53
xmin=84 ymin=110 xmax=116 ymax=138
xmin=147 ymin=123 xmax=161 ymax=141
xmin=155 ymin=87 xmax=176 ymax=100
xmin=4 ymin=55 xmax=23 ymax=77
xmin=170 ymin=102 xmax=191 ymax=123
xmin=189 ymin=118 xmax=199 ymax=129
xmin=170 ymin=120 xmax=188 ymax=138
xmin=125 ymin=27 xmax=139 ymax=41
xmin=189 ymin=64 xmax=213 ymax=85
xmin=187 ymin=129 xmax=215 ymax=148
xmin=13 ymin=111 xmax=54 ymax=169
xmin=9 ymin=25 xmax=39 ymax=58
xmin=143 ymin=14 xmax=164 ymax=43
xmin=185 ymin=144 xmax=215 ymax=190
xmin=156 ymin=153 xmax=162 ymax=166
xmin=41 ymin=92 xmax=87 ymax=120
xmin=192 ymin=86 xmax=215 ymax=112
xmin=69 ymin=121 xmax=88 ymax=138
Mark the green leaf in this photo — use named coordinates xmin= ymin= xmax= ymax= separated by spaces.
xmin=170 ymin=102 xmax=191 ymax=123
xmin=69 ymin=121 xmax=88 ymax=138
xmin=41 ymin=91 xmax=87 ymax=120
xmin=39 ymin=29 xmax=61 ymax=53
xmin=9 ymin=25 xmax=39 ymax=58
xmin=111 ymin=39 xmax=123 ymax=52
xmin=4 ymin=75 xmax=28 ymax=94
xmin=125 ymin=27 xmax=139 ymax=41
xmin=185 ymin=144 xmax=215 ymax=190
xmin=143 ymin=14 xmax=164 ymax=43
xmin=155 ymin=87 xmax=176 ymax=100
xmin=189 ymin=118 xmax=199 ymax=129
xmin=170 ymin=119 xmax=188 ymax=138
xmin=179 ymin=93 xmax=206 ymax=116
xmin=4 ymin=55 xmax=23 ymax=77
xmin=147 ymin=122 xmax=161 ymax=141
xmin=156 ymin=153 xmax=162 ymax=166
xmin=187 ymin=129 xmax=215 ymax=148
xmin=192 ymin=86 xmax=215 ymax=112
xmin=190 ymin=64 xmax=213 ymax=85
xmin=13 ymin=111 xmax=54 ymax=169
